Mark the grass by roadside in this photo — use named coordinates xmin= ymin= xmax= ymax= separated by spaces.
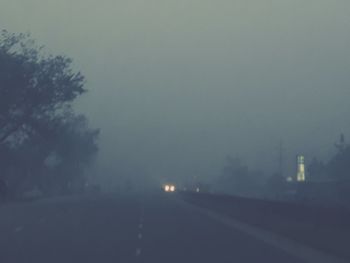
xmin=180 ymin=191 xmax=350 ymax=261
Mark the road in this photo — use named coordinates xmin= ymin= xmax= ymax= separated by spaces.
xmin=0 ymin=192 xmax=305 ymax=263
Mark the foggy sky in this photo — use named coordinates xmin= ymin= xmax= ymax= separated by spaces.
xmin=1 ymin=0 xmax=350 ymax=186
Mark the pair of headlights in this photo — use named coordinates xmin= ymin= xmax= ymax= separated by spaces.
xmin=164 ymin=184 xmax=176 ymax=192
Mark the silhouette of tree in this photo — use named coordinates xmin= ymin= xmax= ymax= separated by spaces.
xmin=308 ymin=158 xmax=328 ymax=181
xmin=328 ymin=147 xmax=350 ymax=181
xmin=0 ymin=31 xmax=98 ymax=198
xmin=0 ymin=30 xmax=85 ymax=145
xmin=216 ymin=156 xmax=264 ymax=197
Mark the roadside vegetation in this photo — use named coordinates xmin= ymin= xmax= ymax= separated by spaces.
xmin=0 ymin=30 xmax=99 ymax=200
xmin=212 ymin=134 xmax=350 ymax=205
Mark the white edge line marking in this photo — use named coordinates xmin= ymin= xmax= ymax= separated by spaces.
xmin=138 ymin=233 xmax=143 ymax=239
xmin=180 ymin=200 xmax=348 ymax=263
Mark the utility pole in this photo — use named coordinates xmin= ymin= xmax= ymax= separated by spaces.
xmin=278 ymin=141 xmax=284 ymax=177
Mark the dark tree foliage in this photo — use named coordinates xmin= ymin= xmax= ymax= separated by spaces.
xmin=0 ymin=30 xmax=85 ymax=144
xmin=328 ymin=146 xmax=350 ymax=181
xmin=309 ymin=135 xmax=350 ymax=182
xmin=215 ymin=156 xmax=264 ymax=197
xmin=42 ymin=113 xmax=99 ymax=195
xmin=308 ymin=158 xmax=328 ymax=181
xmin=0 ymin=31 xmax=99 ymax=198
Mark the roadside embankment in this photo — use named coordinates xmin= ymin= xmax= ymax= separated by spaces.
xmin=180 ymin=191 xmax=350 ymax=261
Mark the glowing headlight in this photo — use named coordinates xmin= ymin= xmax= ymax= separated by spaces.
xmin=170 ymin=185 xmax=175 ymax=192
xmin=164 ymin=185 xmax=170 ymax=192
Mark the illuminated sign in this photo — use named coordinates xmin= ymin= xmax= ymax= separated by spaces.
xmin=297 ymin=155 xmax=305 ymax=182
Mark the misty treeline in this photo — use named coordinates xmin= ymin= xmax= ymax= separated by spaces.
xmin=214 ymin=134 xmax=350 ymax=204
xmin=0 ymin=31 xmax=99 ymax=199
xmin=214 ymin=156 xmax=267 ymax=198
xmin=309 ymin=134 xmax=350 ymax=181
xmin=214 ymin=157 xmax=290 ymax=199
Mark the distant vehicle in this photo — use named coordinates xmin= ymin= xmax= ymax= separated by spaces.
xmin=162 ymin=184 xmax=176 ymax=193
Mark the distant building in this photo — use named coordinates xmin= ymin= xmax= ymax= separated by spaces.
xmin=297 ymin=155 xmax=306 ymax=182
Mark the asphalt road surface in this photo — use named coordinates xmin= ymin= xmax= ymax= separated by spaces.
xmin=0 ymin=193 xmax=305 ymax=263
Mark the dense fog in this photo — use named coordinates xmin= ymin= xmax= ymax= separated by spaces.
xmin=1 ymin=0 xmax=350 ymax=193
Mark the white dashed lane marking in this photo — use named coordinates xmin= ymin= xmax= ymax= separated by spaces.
xmin=135 ymin=207 xmax=145 ymax=258
xmin=135 ymin=248 xmax=142 ymax=256
xmin=14 ymin=226 xmax=24 ymax=233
